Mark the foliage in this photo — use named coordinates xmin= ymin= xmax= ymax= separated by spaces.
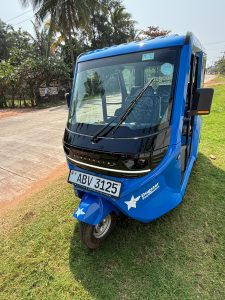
xmin=0 ymin=20 xmax=12 ymax=60
xmin=0 ymin=21 xmax=32 ymax=62
xmin=17 ymin=0 xmax=169 ymax=73
xmin=207 ymin=53 xmax=225 ymax=75
xmin=20 ymin=0 xmax=100 ymax=67
xmin=20 ymin=0 xmax=136 ymax=68
xmin=109 ymin=0 xmax=136 ymax=44
xmin=0 ymin=19 xmax=70 ymax=108
xmin=136 ymin=25 xmax=171 ymax=40
xmin=0 ymin=83 xmax=225 ymax=299
xmin=88 ymin=0 xmax=136 ymax=49
xmin=215 ymin=55 xmax=225 ymax=75
xmin=1 ymin=1 xmax=171 ymax=108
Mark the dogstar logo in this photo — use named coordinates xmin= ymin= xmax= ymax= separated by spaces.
xmin=125 ymin=182 xmax=160 ymax=210
xmin=141 ymin=182 xmax=160 ymax=200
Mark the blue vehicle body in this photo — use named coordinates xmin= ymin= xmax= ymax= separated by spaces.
xmin=64 ymin=33 xmax=209 ymax=232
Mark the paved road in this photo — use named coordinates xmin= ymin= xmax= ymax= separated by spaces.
xmin=0 ymin=106 xmax=68 ymax=202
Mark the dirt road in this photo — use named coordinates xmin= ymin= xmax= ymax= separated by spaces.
xmin=204 ymin=74 xmax=216 ymax=84
xmin=0 ymin=106 xmax=68 ymax=203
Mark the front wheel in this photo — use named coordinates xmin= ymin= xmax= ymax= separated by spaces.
xmin=79 ymin=214 xmax=116 ymax=249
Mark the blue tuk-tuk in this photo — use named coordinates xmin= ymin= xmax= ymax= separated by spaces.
xmin=63 ymin=32 xmax=214 ymax=249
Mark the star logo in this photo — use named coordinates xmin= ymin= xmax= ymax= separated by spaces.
xmin=125 ymin=195 xmax=141 ymax=210
xmin=75 ymin=207 xmax=85 ymax=217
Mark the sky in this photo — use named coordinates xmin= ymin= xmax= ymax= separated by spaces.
xmin=0 ymin=0 xmax=225 ymax=66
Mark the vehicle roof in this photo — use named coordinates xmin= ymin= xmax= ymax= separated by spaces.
xmin=78 ymin=33 xmax=204 ymax=63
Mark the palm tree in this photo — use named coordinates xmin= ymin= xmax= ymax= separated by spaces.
xmin=110 ymin=5 xmax=136 ymax=44
xmin=31 ymin=21 xmax=53 ymax=58
xmin=20 ymin=0 xmax=98 ymax=68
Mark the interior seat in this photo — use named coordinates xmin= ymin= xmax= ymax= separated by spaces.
xmin=156 ymin=85 xmax=171 ymax=120
xmin=123 ymin=86 xmax=161 ymax=126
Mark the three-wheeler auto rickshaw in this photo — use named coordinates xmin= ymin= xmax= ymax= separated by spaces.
xmin=63 ymin=32 xmax=214 ymax=249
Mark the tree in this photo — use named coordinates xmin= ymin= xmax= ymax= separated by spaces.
xmin=0 ymin=60 xmax=13 ymax=107
xmin=19 ymin=0 xmax=136 ymax=69
xmin=31 ymin=22 xmax=53 ymax=58
xmin=215 ymin=54 xmax=225 ymax=75
xmin=20 ymin=0 xmax=99 ymax=68
xmin=110 ymin=1 xmax=136 ymax=44
xmin=0 ymin=21 xmax=70 ymax=107
xmin=0 ymin=21 xmax=35 ymax=107
xmin=16 ymin=56 xmax=70 ymax=104
xmin=89 ymin=0 xmax=113 ymax=49
xmin=0 ymin=20 xmax=10 ymax=60
xmin=0 ymin=20 xmax=32 ymax=62
xmin=136 ymin=26 xmax=171 ymax=40
xmin=88 ymin=0 xmax=136 ymax=51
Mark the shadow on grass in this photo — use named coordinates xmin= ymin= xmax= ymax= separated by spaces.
xmin=69 ymin=153 xmax=225 ymax=299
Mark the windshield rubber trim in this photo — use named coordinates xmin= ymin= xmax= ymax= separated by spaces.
xmin=65 ymin=124 xmax=169 ymax=140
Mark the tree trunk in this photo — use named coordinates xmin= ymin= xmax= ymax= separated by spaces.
xmin=46 ymin=11 xmax=54 ymax=59
xmin=68 ymin=31 xmax=75 ymax=71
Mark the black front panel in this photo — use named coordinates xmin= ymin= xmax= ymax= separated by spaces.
xmin=63 ymin=127 xmax=170 ymax=177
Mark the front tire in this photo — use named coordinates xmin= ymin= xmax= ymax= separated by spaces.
xmin=79 ymin=214 xmax=116 ymax=249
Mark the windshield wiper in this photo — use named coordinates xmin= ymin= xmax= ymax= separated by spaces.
xmin=91 ymin=78 xmax=154 ymax=143
xmin=91 ymin=114 xmax=120 ymax=143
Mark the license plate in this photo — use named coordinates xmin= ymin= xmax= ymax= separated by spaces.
xmin=68 ymin=170 xmax=121 ymax=198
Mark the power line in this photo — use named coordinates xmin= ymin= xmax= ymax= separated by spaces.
xmin=8 ymin=0 xmax=72 ymax=28
xmin=5 ymin=9 xmax=33 ymax=23
xmin=13 ymin=16 xmax=35 ymax=26
xmin=6 ymin=0 xmax=76 ymax=26
xmin=207 ymin=46 xmax=225 ymax=50
xmin=207 ymin=48 xmax=225 ymax=52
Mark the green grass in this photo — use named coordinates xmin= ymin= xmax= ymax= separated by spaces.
xmin=215 ymin=76 xmax=225 ymax=84
xmin=2 ymin=99 xmax=33 ymax=108
xmin=206 ymin=75 xmax=225 ymax=86
xmin=0 ymin=84 xmax=225 ymax=300
xmin=1 ymin=98 xmax=66 ymax=109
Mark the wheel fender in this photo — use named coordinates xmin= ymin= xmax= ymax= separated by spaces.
xmin=73 ymin=193 xmax=119 ymax=225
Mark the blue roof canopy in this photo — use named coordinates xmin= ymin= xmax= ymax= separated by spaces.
xmin=78 ymin=35 xmax=187 ymax=63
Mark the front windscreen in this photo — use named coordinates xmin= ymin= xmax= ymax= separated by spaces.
xmin=67 ymin=47 xmax=179 ymax=137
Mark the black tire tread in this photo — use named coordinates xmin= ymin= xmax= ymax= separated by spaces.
xmin=79 ymin=214 xmax=116 ymax=249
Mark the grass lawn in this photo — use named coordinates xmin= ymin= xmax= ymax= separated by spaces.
xmin=0 ymin=84 xmax=225 ymax=300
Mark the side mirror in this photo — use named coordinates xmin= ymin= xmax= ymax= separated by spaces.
xmin=190 ymin=88 xmax=214 ymax=116
xmin=65 ymin=92 xmax=71 ymax=108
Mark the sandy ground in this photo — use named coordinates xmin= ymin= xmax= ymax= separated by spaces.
xmin=0 ymin=163 xmax=67 ymax=217
xmin=0 ymin=105 xmax=68 ymax=209
xmin=0 ymin=108 xmax=37 ymax=119
xmin=204 ymin=75 xmax=216 ymax=85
